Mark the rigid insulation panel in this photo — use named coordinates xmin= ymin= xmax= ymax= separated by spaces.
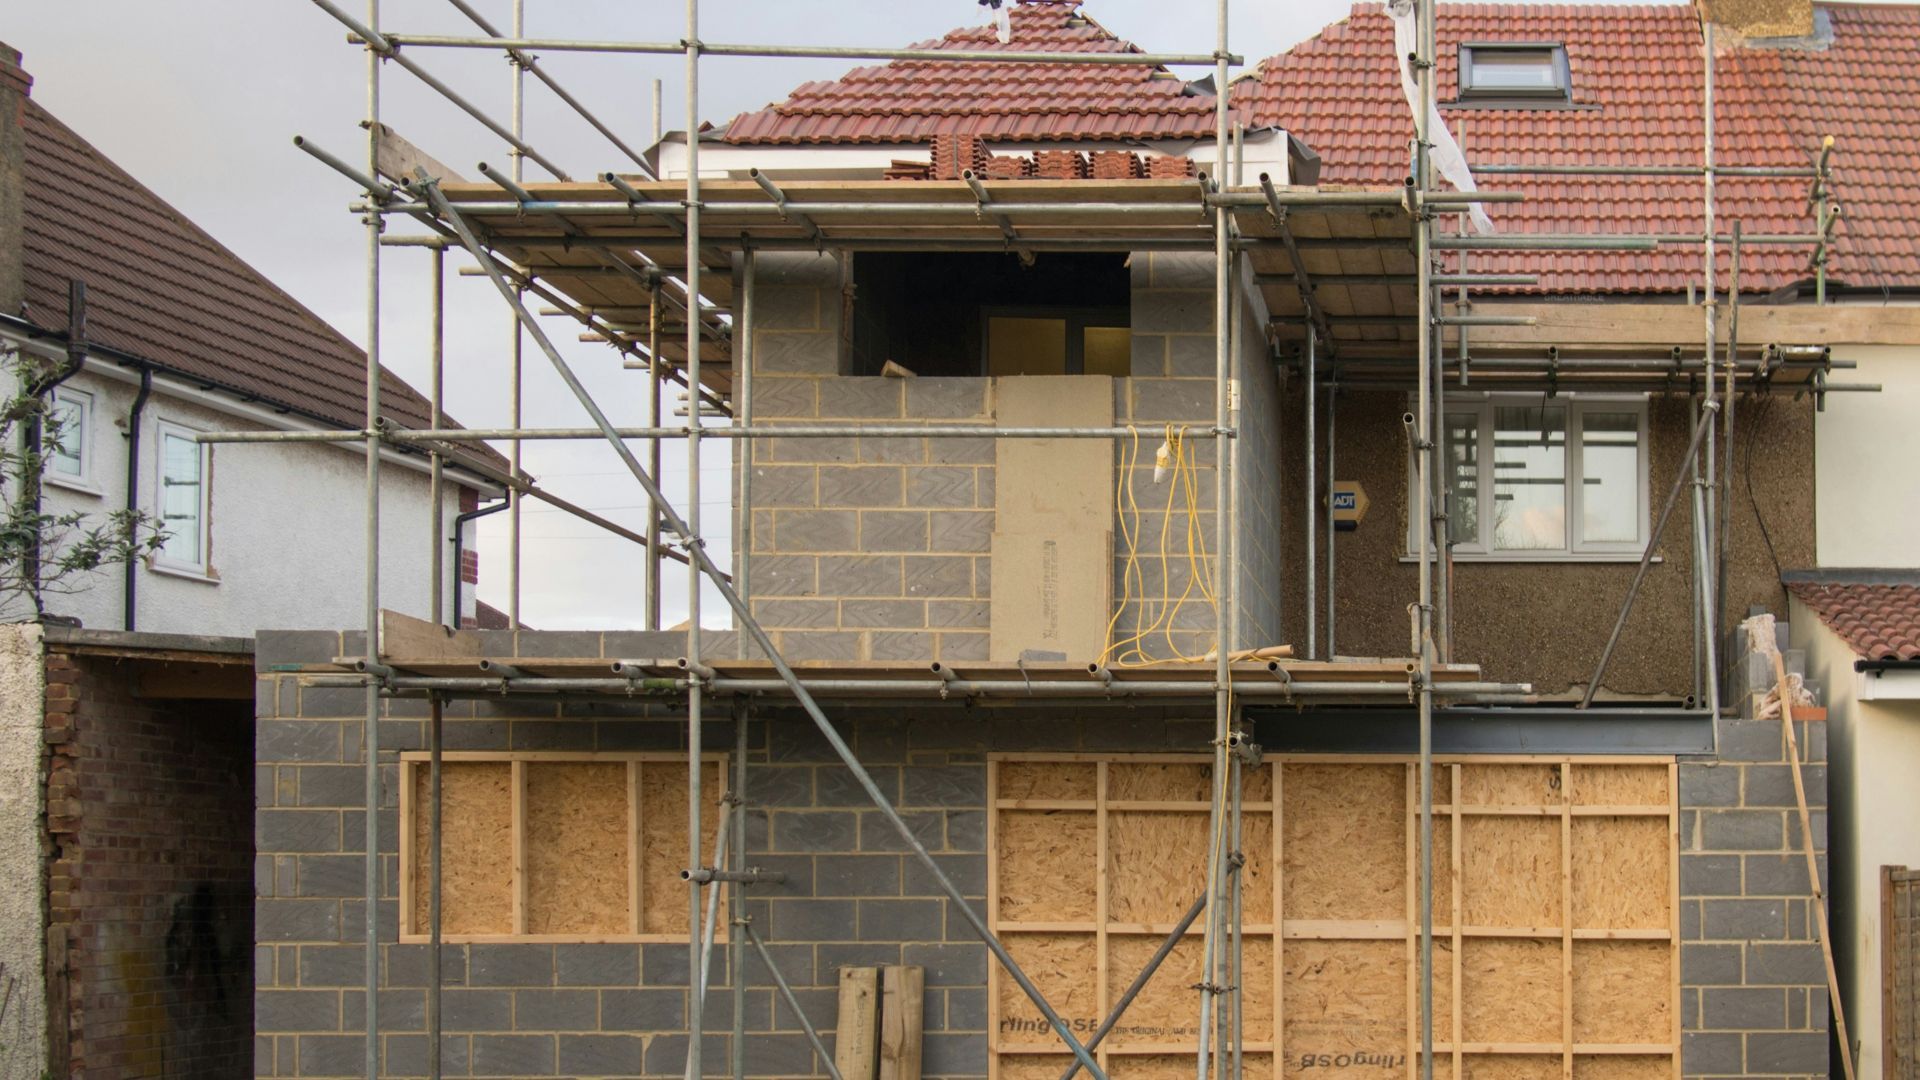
xmin=985 ymin=755 xmax=1679 ymax=1080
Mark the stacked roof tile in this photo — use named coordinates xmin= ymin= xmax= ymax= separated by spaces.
xmin=1232 ymin=3 xmax=1920 ymax=295
xmin=1788 ymin=580 xmax=1920 ymax=662
xmin=21 ymin=98 xmax=498 ymax=460
xmin=723 ymin=0 xmax=1227 ymax=145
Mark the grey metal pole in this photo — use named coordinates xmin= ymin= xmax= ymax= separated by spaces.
xmin=361 ymin=2 xmax=383 ymax=1075
xmin=1719 ymin=225 xmax=1741 ymax=677
xmin=428 ymin=694 xmax=443 ymax=1079
xmin=730 ymin=699 xmax=748 ymax=1080
xmin=1305 ymin=332 xmax=1317 ymax=658
xmin=1413 ymin=1 xmax=1438 ymax=1078
xmin=1057 ymin=890 xmax=1210 ymax=1080
xmin=1693 ymin=478 xmax=1722 ymax=720
xmin=743 ymin=921 xmax=845 ymax=1080
xmin=647 ymin=285 xmax=664 ymax=630
xmin=1580 ymin=402 xmax=1721 ymax=707
xmin=1325 ymin=379 xmax=1337 ymax=657
xmin=737 ymin=251 xmax=756 ymax=660
xmin=1229 ymin=750 xmax=1244 ymax=1080
xmin=506 ymin=0 xmax=526 ymax=631
xmin=684 ymin=2 xmax=708 ymax=1078
xmin=363 ymin=30 xmax=1236 ymax=67
xmin=429 ymin=247 xmax=444 ymax=622
xmin=420 ymin=185 xmax=1111 ymax=1080
xmin=1699 ymin=20 xmax=1719 ymax=704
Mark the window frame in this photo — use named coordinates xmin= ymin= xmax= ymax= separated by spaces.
xmin=1456 ymin=42 xmax=1572 ymax=102
xmin=45 ymin=386 xmax=97 ymax=493
xmin=1409 ymin=393 xmax=1650 ymax=561
xmin=979 ymin=305 xmax=1131 ymax=376
xmin=153 ymin=419 xmax=213 ymax=576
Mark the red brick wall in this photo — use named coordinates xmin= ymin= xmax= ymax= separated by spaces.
xmin=44 ymin=650 xmax=254 ymax=1079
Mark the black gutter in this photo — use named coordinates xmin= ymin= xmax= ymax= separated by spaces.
xmin=1855 ymin=658 xmax=1920 ymax=674
xmin=449 ymin=498 xmax=509 ymax=627
xmin=21 ymin=281 xmax=89 ymax=616
xmin=122 ymin=363 xmax=152 ymax=631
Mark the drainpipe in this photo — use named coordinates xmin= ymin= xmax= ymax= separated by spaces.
xmin=122 ymin=362 xmax=152 ymax=630
xmin=22 ymin=280 xmax=87 ymax=616
xmin=449 ymin=496 xmax=507 ymax=626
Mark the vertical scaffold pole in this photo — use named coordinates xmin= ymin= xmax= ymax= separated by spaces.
xmin=429 ymin=246 xmax=444 ymax=621
xmin=1697 ymin=17 xmax=1717 ymax=705
xmin=506 ymin=0 xmax=527 ymax=630
xmin=683 ymin=4 xmax=707 ymax=1080
xmin=1304 ymin=331 xmax=1317 ymax=659
xmin=428 ymin=693 xmax=443 ymax=1080
xmin=361 ymin=1 xmax=383 ymax=1075
xmin=730 ymin=697 xmax=748 ymax=1080
xmin=1413 ymin=1 xmax=1438 ymax=1079
xmin=1325 ymin=377 xmax=1337 ymax=658
xmin=738 ymin=251 xmax=756 ymax=659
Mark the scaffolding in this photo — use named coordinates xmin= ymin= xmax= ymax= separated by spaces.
xmin=213 ymin=1 xmax=1862 ymax=1077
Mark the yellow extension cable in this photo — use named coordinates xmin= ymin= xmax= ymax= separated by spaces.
xmin=1097 ymin=424 xmax=1220 ymax=668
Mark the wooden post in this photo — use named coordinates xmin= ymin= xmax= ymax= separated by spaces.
xmin=880 ymin=965 xmax=926 ymax=1080
xmin=836 ymin=965 xmax=881 ymax=1080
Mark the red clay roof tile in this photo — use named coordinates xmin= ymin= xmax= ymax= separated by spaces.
xmin=1788 ymin=581 xmax=1920 ymax=662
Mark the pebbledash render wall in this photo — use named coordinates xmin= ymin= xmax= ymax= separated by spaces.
xmin=254 ymin=629 xmax=1830 ymax=1080
xmin=738 ymin=251 xmax=1282 ymax=663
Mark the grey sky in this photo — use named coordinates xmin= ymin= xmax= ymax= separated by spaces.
xmin=6 ymin=0 xmax=1675 ymax=628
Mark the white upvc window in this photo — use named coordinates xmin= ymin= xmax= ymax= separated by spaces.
xmin=1410 ymin=394 xmax=1650 ymax=560
xmin=155 ymin=420 xmax=212 ymax=574
xmin=46 ymin=387 xmax=95 ymax=490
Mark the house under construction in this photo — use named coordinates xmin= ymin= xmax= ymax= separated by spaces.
xmin=235 ymin=1 xmax=1890 ymax=1078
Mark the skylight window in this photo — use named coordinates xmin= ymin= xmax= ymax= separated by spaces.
xmin=1458 ymin=43 xmax=1571 ymax=101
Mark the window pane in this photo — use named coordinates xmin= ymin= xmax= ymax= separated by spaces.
xmin=1445 ymin=412 xmax=1479 ymax=545
xmin=1492 ymin=405 xmax=1566 ymax=550
xmin=49 ymin=397 xmax=83 ymax=476
xmin=1581 ymin=410 xmax=1640 ymax=544
xmin=987 ymin=317 xmax=1067 ymax=376
xmin=1082 ymin=326 xmax=1131 ymax=377
xmin=160 ymin=432 xmax=202 ymax=564
xmin=1469 ymin=47 xmax=1559 ymax=90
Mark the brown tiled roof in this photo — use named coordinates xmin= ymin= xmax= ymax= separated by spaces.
xmin=723 ymin=0 xmax=1229 ymax=145
xmin=19 ymin=98 xmax=504 ymax=467
xmin=1787 ymin=579 xmax=1920 ymax=662
xmin=1231 ymin=2 xmax=1920 ymax=295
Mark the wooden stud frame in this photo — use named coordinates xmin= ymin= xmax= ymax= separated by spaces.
xmin=397 ymin=751 xmax=727 ymax=944
xmin=984 ymin=753 xmax=1682 ymax=1080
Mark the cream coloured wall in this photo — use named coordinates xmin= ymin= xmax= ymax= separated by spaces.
xmin=1816 ymin=345 xmax=1920 ymax=568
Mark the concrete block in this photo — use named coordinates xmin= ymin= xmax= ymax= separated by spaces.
xmin=258 ymin=810 xmax=340 ymax=853
xmin=928 ymin=436 xmax=995 ymax=465
xmin=860 ymin=810 xmax=946 ymax=854
xmin=1744 ymin=942 xmax=1825 ymax=986
xmin=742 ymin=942 xmax=815 ymax=993
xmin=818 ymin=764 xmax=900 ymax=806
xmin=1744 ymin=765 xmax=1822 ymax=808
xmin=772 ymin=810 xmax=859 ymax=852
xmin=472 ymin=1033 xmax=556 ymax=1076
xmin=382 ymin=1034 xmax=471 ymax=1076
xmin=554 ymin=944 xmax=640 ymax=987
xmin=748 ymin=765 xmax=814 ymax=807
xmin=1786 ymin=810 xmax=1826 ymax=851
xmin=754 ymin=285 xmax=820 ymax=331
xmin=259 ymin=720 xmax=345 ymax=763
xmin=256 ymin=989 xmax=341 ymax=1032
xmin=1701 ymin=898 xmax=1787 ymax=940
xmin=748 ymin=554 xmax=818 ymax=598
xmin=929 ymin=511 xmax=995 ymax=553
xmin=512 ymin=989 xmax=597 ymax=1031
xmin=768 ymin=434 xmax=857 ymax=464
xmin=758 ymin=331 xmax=838 ymax=375
xmin=750 ymin=465 xmax=819 ymax=509
xmin=775 ymin=509 xmax=859 ymax=552
xmin=947 ymin=810 xmax=986 ymax=851
xmin=1681 ymin=853 xmax=1742 ymax=897
xmin=815 ymin=854 xmax=903 ymax=897
xmin=818 ymin=943 xmax=903 ymax=978
xmin=817 ymin=555 xmax=904 ymax=597
xmin=903 ymin=943 xmax=987 ymax=987
xmin=902 ymin=765 xmax=986 ymax=808
xmin=558 ymin=1034 xmax=644 ymax=1076
xmin=947 ymin=987 xmax=989 ymax=1031
xmin=1131 ymin=333 xmax=1169 ymax=377
xmin=469 ymin=945 xmax=555 ymax=987
xmin=1718 ymin=718 xmax=1784 ymax=762
xmin=1151 ymin=252 xmax=1217 ymax=289
xmin=904 ymin=555 xmax=974 ymax=598
xmin=1167 ymin=334 xmax=1217 ymax=377
xmin=1681 ymin=1031 xmax=1743 ymax=1076
xmin=438 ymin=988 xmax=512 ymax=1032
xmin=818 ymin=378 xmax=904 ymax=419
xmin=257 ymin=629 xmax=344 ymax=668
xmin=870 ymin=631 xmax=937 ymax=661
xmin=509 ymin=721 xmax=597 ymax=752
xmin=771 ymin=986 xmax=838 ymax=1032
xmin=753 ymin=598 xmax=840 ymax=630
xmin=751 ymin=376 xmax=818 ymax=418
xmin=1131 ymin=290 xmax=1213 ymax=334
xmin=820 ymin=465 xmax=906 ymax=507
xmin=642 ymin=942 xmax=726 ymax=988
xmin=907 ymin=466 xmax=976 ymax=508
xmin=842 ymin=598 xmax=926 ymax=629
xmin=1680 ymin=763 xmax=1740 ymax=808
xmin=1700 ymin=809 xmax=1784 ymax=851
xmin=641 ymin=1033 xmax=729 ymax=1077
xmin=759 ymin=252 xmax=839 ymax=288
xmin=974 ymin=469 xmax=996 ymax=510
xmin=973 ymin=556 xmax=992 ymax=597
xmin=256 ymin=899 xmax=341 ymax=943
xmin=341 ymin=988 xmax=427 ymax=1033
xmin=294 ymin=1035 xmax=364 ymax=1076
xmin=771 ymin=898 xmax=859 ymax=941
xmin=1130 ymin=379 xmax=1215 ymax=423
xmin=858 ymin=898 xmax=944 ymax=941
xmin=860 ymin=510 xmax=930 ymax=553
xmin=937 ymin=632 xmax=991 ymax=661
xmin=295 ymin=854 xmax=365 ymax=898
xmin=859 ymin=436 xmax=926 ymax=464
xmin=601 ymin=987 xmax=686 ymax=1030
xmin=928 ymin=600 xmax=990 ymax=628
xmin=1745 ymin=853 xmax=1822 ymax=896
xmin=907 ymin=377 xmax=989 ymax=419
xmin=1746 ymin=1031 xmax=1828 ymax=1074
xmin=384 ymin=944 xmax=467 ymax=988
xmin=1701 ymin=986 xmax=1787 ymax=1031
xmin=768 ymin=719 xmax=841 ymax=763
xmin=923 ymin=1032 xmax=988 ymax=1076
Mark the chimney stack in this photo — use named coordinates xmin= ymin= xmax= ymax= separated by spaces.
xmin=0 ymin=42 xmax=30 ymax=318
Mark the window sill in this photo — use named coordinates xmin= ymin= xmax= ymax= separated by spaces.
xmin=1398 ymin=553 xmax=1662 ymax=565
xmin=44 ymin=474 xmax=104 ymax=499
xmin=148 ymin=560 xmax=220 ymax=585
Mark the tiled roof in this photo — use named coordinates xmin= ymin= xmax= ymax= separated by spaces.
xmin=1232 ymin=3 xmax=1920 ymax=295
xmin=20 ymin=98 xmax=502 ymax=467
xmin=1788 ymin=579 xmax=1920 ymax=662
xmin=723 ymin=0 xmax=1227 ymax=145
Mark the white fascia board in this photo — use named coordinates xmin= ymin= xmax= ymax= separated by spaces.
xmin=1856 ymin=668 xmax=1920 ymax=701
xmin=0 ymin=327 xmax=504 ymax=496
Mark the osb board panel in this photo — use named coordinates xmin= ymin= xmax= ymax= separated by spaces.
xmin=524 ymin=762 xmax=630 ymax=935
xmin=1109 ymin=1055 xmax=1274 ymax=1080
xmin=1110 ymin=763 xmax=1211 ymax=802
xmin=1283 ymin=764 xmax=1403 ymax=920
xmin=999 ymin=810 xmax=1098 ymax=923
xmin=640 ymin=760 xmax=725 ymax=935
xmin=1110 ymin=812 xmax=1210 ymax=924
xmin=1000 ymin=761 xmax=1096 ymax=801
xmin=1568 ymin=765 xmax=1668 ymax=807
xmin=1571 ymin=941 xmax=1671 ymax=1044
xmin=1572 ymin=1056 xmax=1671 ymax=1080
xmin=1461 ymin=939 xmax=1562 ymax=1043
xmin=1103 ymin=935 xmax=1277 ymax=1047
xmin=1462 ymin=1056 xmax=1562 ymax=1080
xmin=1241 ymin=812 xmax=1276 ymax=924
xmin=989 ymin=529 xmax=1114 ymax=662
xmin=998 ymin=1058 xmax=1073 ymax=1080
xmin=1461 ymin=817 xmax=1561 ymax=928
xmin=413 ymin=762 xmax=513 ymax=935
xmin=996 ymin=932 xmax=1099 ymax=1040
xmin=1571 ymin=818 xmax=1669 ymax=930
xmin=1459 ymin=763 xmax=1564 ymax=806
xmin=1282 ymin=939 xmax=1406 ymax=1080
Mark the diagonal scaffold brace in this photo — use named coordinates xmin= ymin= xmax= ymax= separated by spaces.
xmin=417 ymin=177 xmax=1112 ymax=1080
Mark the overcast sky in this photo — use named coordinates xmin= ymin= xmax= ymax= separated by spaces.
xmin=6 ymin=0 xmax=1680 ymax=629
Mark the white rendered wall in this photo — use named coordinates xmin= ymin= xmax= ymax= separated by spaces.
xmin=1793 ymin=601 xmax=1920 ymax=1079
xmin=1816 ymin=345 xmax=1920 ymax=568
xmin=27 ymin=360 xmax=476 ymax=636
xmin=0 ymin=624 xmax=46 ymax=1078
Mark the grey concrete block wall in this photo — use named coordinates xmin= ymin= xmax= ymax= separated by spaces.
xmin=1678 ymin=711 xmax=1832 ymax=1080
xmin=256 ymin=630 xmax=1221 ymax=1079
